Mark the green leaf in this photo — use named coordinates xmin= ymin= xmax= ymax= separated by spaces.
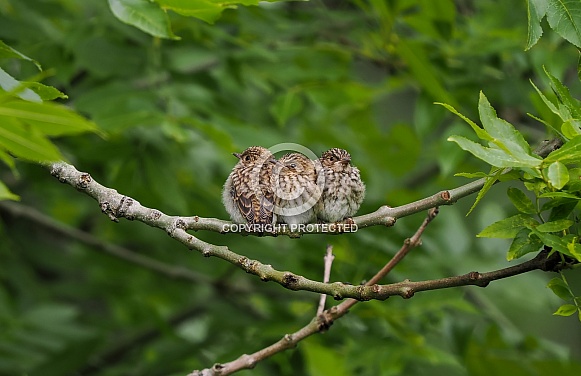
xmin=547 ymin=161 xmax=570 ymax=189
xmin=553 ymin=304 xmax=578 ymax=316
xmin=26 ymin=82 xmax=68 ymax=101
xmin=477 ymin=214 xmax=539 ymax=238
xmin=156 ymin=0 xmax=236 ymax=24
xmin=530 ymin=79 xmax=560 ymax=117
xmin=437 ymin=102 xmax=491 ymax=141
xmin=567 ymin=240 xmax=581 ymax=261
xmin=0 ymin=180 xmax=19 ymax=201
xmin=548 ymin=200 xmax=579 ymax=221
xmin=448 ymin=135 xmax=542 ymax=168
xmin=0 ymin=148 xmax=15 ymax=170
xmin=561 ymin=120 xmax=581 ymax=139
xmin=467 ymin=168 xmax=504 ymax=215
xmin=108 ymin=0 xmax=179 ymax=39
xmin=547 ymin=277 xmax=574 ymax=300
xmin=507 ymin=228 xmax=543 ymax=260
xmin=536 ymin=219 xmax=574 ymax=232
xmin=455 ymin=172 xmax=490 ymax=178
xmin=0 ymin=118 xmax=63 ymax=162
xmin=546 ymin=0 xmax=581 ymax=49
xmin=539 ymin=191 xmax=579 ymax=199
xmin=0 ymin=40 xmax=42 ymax=70
xmin=478 ymin=92 xmax=536 ymax=159
xmin=0 ymin=68 xmax=42 ymax=102
xmin=0 ymin=100 xmax=99 ymax=136
xmin=544 ymin=136 xmax=581 ymax=164
xmin=507 ymin=187 xmax=537 ymax=214
xmin=526 ymin=0 xmax=548 ymax=50
xmin=527 ymin=112 xmax=563 ymax=137
xmin=566 ymin=167 xmax=581 ymax=190
xmin=531 ymin=230 xmax=571 ymax=255
xmin=543 ymin=66 xmax=581 ymax=119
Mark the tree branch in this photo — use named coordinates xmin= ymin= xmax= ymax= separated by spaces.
xmin=190 ymin=241 xmax=568 ymax=375
xmin=317 ymin=245 xmax=335 ymax=316
xmin=45 ymin=137 xmax=564 ymax=301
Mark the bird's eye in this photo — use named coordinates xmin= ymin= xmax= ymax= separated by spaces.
xmin=329 ymin=156 xmax=336 ymax=162
xmin=244 ymin=155 xmax=251 ymax=162
xmin=289 ymin=163 xmax=296 ymax=169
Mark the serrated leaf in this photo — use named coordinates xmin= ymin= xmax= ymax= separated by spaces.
xmin=0 ymin=118 xmax=63 ymax=162
xmin=26 ymin=82 xmax=68 ymax=101
xmin=0 ymin=180 xmax=19 ymax=201
xmin=546 ymin=0 xmax=581 ymax=49
xmin=108 ymin=0 xmax=179 ymax=39
xmin=0 ymin=100 xmax=99 ymax=136
xmin=544 ymin=66 xmax=581 ymax=119
xmin=526 ymin=0 xmax=548 ymax=50
xmin=437 ymin=102 xmax=492 ymax=141
xmin=467 ymin=168 xmax=504 ymax=215
xmin=507 ymin=187 xmax=537 ymax=214
xmin=507 ymin=228 xmax=543 ymax=260
xmin=544 ymin=136 xmax=581 ymax=164
xmin=547 ymin=161 xmax=569 ymax=189
xmin=448 ymin=135 xmax=542 ymax=168
xmin=527 ymin=112 xmax=563 ymax=137
xmin=478 ymin=214 xmax=539 ymax=238
xmin=536 ymin=219 xmax=574 ymax=232
xmin=530 ymin=79 xmax=560 ymax=117
xmin=553 ymin=304 xmax=577 ymax=316
xmin=479 ymin=91 xmax=536 ymax=158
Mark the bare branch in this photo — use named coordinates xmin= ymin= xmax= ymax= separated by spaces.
xmin=190 ymin=244 xmax=569 ymax=375
xmin=317 ymin=245 xmax=335 ymax=315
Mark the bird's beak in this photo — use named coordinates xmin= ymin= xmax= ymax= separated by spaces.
xmin=233 ymin=152 xmax=241 ymax=159
xmin=341 ymin=156 xmax=351 ymax=165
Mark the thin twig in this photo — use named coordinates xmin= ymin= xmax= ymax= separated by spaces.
xmin=317 ymin=245 xmax=335 ymax=316
xmin=189 ymin=230 xmax=569 ymax=375
xmin=190 ymin=208 xmax=438 ymax=375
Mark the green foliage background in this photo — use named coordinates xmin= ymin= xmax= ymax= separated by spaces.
xmin=0 ymin=0 xmax=580 ymax=375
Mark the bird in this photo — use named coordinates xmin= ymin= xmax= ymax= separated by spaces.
xmin=222 ymin=146 xmax=277 ymax=228
xmin=272 ymin=152 xmax=322 ymax=226
xmin=315 ymin=148 xmax=365 ymax=223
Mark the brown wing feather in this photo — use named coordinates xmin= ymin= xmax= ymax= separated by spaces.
xmin=233 ymin=184 xmax=255 ymax=224
xmin=258 ymin=191 xmax=275 ymax=224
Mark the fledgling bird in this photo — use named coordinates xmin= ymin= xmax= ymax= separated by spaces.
xmin=272 ymin=152 xmax=322 ymax=226
xmin=222 ymin=146 xmax=277 ymax=227
xmin=316 ymin=148 xmax=365 ymax=223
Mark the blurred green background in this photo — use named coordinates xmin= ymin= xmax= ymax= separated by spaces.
xmin=1 ymin=0 xmax=580 ymax=375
